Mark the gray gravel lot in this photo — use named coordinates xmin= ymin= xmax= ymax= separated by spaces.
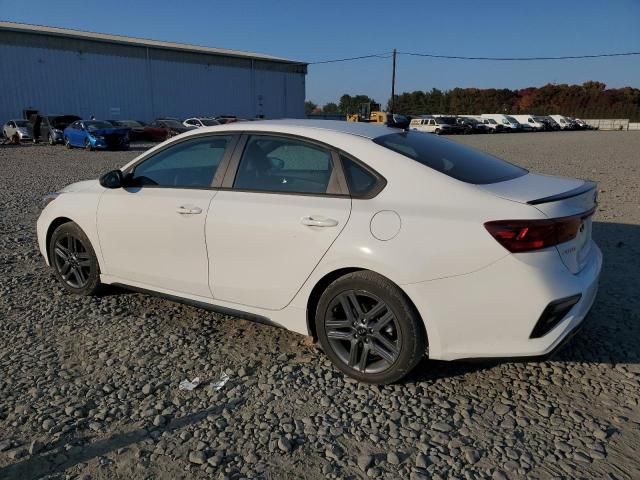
xmin=0 ymin=132 xmax=639 ymax=480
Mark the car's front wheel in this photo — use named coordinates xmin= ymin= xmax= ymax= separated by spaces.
xmin=316 ymin=271 xmax=426 ymax=384
xmin=49 ymin=222 xmax=101 ymax=295
xmin=84 ymin=138 xmax=93 ymax=151
xmin=48 ymin=133 xmax=55 ymax=145
xmin=65 ymin=137 xmax=71 ymax=149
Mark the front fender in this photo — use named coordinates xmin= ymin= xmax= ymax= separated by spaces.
xmin=36 ymin=182 xmax=105 ymax=269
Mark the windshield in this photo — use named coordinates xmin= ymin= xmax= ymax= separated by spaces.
xmin=51 ymin=116 xmax=80 ymax=129
xmin=15 ymin=120 xmax=31 ymax=128
xmin=373 ymin=132 xmax=527 ymax=184
xmin=505 ymin=116 xmax=519 ymax=124
xmin=85 ymin=121 xmax=114 ymax=130
xmin=487 ymin=119 xmax=497 ymax=124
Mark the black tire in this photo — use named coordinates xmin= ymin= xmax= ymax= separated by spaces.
xmin=48 ymin=133 xmax=55 ymax=146
xmin=435 ymin=128 xmax=441 ymax=135
xmin=316 ymin=271 xmax=426 ymax=384
xmin=49 ymin=222 xmax=101 ymax=296
xmin=84 ymin=138 xmax=93 ymax=151
xmin=65 ymin=137 xmax=72 ymax=149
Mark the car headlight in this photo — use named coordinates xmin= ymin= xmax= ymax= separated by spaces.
xmin=42 ymin=192 xmax=60 ymax=208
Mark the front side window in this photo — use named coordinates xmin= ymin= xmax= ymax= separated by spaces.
xmin=131 ymin=136 xmax=232 ymax=188
xmin=373 ymin=132 xmax=527 ymax=185
xmin=233 ymin=136 xmax=333 ymax=194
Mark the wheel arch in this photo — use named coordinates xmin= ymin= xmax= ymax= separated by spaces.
xmin=45 ymin=217 xmax=75 ymax=264
xmin=305 ymin=268 xmax=429 ymax=352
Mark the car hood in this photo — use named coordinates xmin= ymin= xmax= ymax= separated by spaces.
xmin=88 ymin=128 xmax=129 ymax=136
xmin=59 ymin=179 xmax=101 ymax=194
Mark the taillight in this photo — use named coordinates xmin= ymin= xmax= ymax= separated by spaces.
xmin=484 ymin=208 xmax=595 ymax=253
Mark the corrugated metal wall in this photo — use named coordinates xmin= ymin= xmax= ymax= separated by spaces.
xmin=0 ymin=30 xmax=305 ymax=123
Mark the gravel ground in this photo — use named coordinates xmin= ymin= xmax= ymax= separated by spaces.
xmin=0 ymin=132 xmax=639 ymax=480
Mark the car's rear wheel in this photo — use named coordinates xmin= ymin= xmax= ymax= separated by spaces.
xmin=49 ymin=222 xmax=101 ymax=295
xmin=316 ymin=271 xmax=426 ymax=384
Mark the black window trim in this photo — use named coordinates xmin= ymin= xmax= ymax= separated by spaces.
xmin=337 ymin=150 xmax=387 ymax=199
xmin=121 ymin=132 xmax=241 ymax=190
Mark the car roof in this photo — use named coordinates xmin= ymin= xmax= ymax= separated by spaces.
xmin=197 ymin=119 xmax=400 ymax=139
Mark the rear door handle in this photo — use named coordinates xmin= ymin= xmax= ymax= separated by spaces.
xmin=301 ymin=216 xmax=339 ymax=227
xmin=176 ymin=205 xmax=202 ymax=215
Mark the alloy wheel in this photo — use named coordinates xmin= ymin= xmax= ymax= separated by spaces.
xmin=324 ymin=290 xmax=401 ymax=374
xmin=53 ymin=234 xmax=92 ymax=288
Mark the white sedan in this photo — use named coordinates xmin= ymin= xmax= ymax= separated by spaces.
xmin=37 ymin=120 xmax=602 ymax=384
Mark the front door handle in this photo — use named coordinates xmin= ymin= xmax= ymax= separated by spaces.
xmin=176 ymin=205 xmax=202 ymax=215
xmin=301 ymin=216 xmax=339 ymax=227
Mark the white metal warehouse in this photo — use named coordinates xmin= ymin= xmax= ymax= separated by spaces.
xmin=0 ymin=22 xmax=307 ymax=123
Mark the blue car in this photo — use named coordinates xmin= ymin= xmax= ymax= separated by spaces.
xmin=63 ymin=120 xmax=130 ymax=151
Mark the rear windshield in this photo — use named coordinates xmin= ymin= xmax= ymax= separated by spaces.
xmin=373 ymin=132 xmax=527 ymax=184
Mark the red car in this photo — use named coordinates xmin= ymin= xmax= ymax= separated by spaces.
xmin=144 ymin=119 xmax=194 ymax=142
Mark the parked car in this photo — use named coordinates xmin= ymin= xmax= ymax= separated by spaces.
xmin=40 ymin=115 xmax=81 ymax=145
xmin=63 ymin=120 xmax=130 ymax=151
xmin=481 ymin=114 xmax=523 ymax=132
xmin=36 ymin=120 xmax=601 ymax=384
xmin=456 ymin=117 xmax=490 ymax=134
xmin=549 ymin=115 xmax=573 ymax=130
xmin=409 ymin=116 xmax=460 ymax=134
xmin=534 ymin=116 xmax=560 ymax=131
xmin=2 ymin=119 xmax=32 ymax=141
xmin=511 ymin=115 xmax=545 ymax=131
xmin=573 ymin=118 xmax=594 ymax=130
xmin=144 ymin=119 xmax=194 ymax=141
xmin=183 ymin=117 xmax=221 ymax=128
xmin=474 ymin=117 xmax=505 ymax=133
xmin=106 ymin=120 xmax=148 ymax=141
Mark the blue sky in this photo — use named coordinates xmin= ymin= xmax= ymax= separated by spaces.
xmin=2 ymin=0 xmax=639 ymax=105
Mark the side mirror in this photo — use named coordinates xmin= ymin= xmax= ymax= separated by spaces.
xmin=99 ymin=170 xmax=124 ymax=189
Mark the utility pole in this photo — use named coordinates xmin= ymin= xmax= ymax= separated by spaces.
xmin=390 ymin=48 xmax=397 ymax=114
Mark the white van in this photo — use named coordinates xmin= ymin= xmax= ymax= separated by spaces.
xmin=511 ymin=115 xmax=545 ymax=131
xmin=409 ymin=116 xmax=458 ymax=134
xmin=549 ymin=115 xmax=572 ymax=130
xmin=480 ymin=114 xmax=522 ymax=132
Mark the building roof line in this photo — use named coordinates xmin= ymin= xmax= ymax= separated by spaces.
xmin=0 ymin=21 xmax=307 ymax=65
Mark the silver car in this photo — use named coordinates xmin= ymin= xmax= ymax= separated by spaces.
xmin=3 ymin=119 xmax=33 ymax=141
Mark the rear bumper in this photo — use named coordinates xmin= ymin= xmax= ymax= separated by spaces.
xmin=402 ymin=244 xmax=602 ymax=360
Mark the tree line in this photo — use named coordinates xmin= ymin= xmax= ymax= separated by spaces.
xmin=306 ymin=82 xmax=640 ymax=120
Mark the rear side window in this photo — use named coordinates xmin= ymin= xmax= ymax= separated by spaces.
xmin=342 ymin=156 xmax=378 ymax=196
xmin=373 ymin=132 xmax=527 ymax=184
xmin=233 ymin=136 xmax=334 ymax=194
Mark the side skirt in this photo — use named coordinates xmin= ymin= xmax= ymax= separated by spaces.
xmin=110 ymin=282 xmax=284 ymax=330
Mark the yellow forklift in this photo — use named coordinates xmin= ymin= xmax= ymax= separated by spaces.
xmin=346 ymin=102 xmax=391 ymax=124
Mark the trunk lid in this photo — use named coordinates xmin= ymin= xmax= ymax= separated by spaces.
xmin=480 ymin=173 xmax=598 ymax=274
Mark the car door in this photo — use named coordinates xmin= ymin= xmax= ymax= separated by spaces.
xmin=70 ymin=121 xmax=84 ymax=146
xmin=97 ymin=134 xmax=237 ymax=297
xmin=206 ymin=134 xmax=352 ymax=310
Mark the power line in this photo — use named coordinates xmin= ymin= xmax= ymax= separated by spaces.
xmin=397 ymin=51 xmax=640 ymax=61
xmin=307 ymin=52 xmax=392 ymax=65
xmin=304 ymin=50 xmax=640 ymax=66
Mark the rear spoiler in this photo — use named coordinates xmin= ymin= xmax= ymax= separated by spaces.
xmin=527 ymin=181 xmax=597 ymax=205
